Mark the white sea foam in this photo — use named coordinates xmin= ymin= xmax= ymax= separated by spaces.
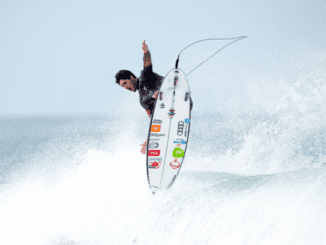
xmin=1 ymin=48 xmax=326 ymax=245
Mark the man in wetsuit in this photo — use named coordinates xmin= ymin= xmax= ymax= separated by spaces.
xmin=115 ymin=41 xmax=163 ymax=118
xmin=115 ymin=40 xmax=192 ymax=154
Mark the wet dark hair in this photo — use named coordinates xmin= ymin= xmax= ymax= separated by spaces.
xmin=115 ymin=70 xmax=136 ymax=84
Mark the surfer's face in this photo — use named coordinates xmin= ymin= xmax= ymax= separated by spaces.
xmin=119 ymin=76 xmax=136 ymax=92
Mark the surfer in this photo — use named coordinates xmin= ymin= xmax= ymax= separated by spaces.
xmin=115 ymin=40 xmax=164 ymax=117
xmin=115 ymin=40 xmax=192 ymax=154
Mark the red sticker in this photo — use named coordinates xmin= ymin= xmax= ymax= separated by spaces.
xmin=148 ymin=150 xmax=161 ymax=156
xmin=169 ymin=159 xmax=181 ymax=169
xmin=149 ymin=161 xmax=161 ymax=169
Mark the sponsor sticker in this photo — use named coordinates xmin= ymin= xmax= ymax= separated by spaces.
xmin=149 ymin=142 xmax=159 ymax=149
xmin=169 ymin=159 xmax=181 ymax=169
xmin=151 ymin=125 xmax=161 ymax=132
xmin=153 ymin=119 xmax=162 ymax=124
xmin=148 ymin=150 xmax=161 ymax=156
xmin=151 ymin=133 xmax=165 ymax=137
xmin=172 ymin=147 xmax=184 ymax=158
xmin=148 ymin=157 xmax=162 ymax=162
xmin=177 ymin=121 xmax=184 ymax=136
xmin=150 ymin=138 xmax=160 ymax=142
xmin=174 ymin=76 xmax=178 ymax=85
xmin=168 ymin=109 xmax=175 ymax=118
xmin=185 ymin=119 xmax=190 ymax=123
xmin=173 ymin=138 xmax=187 ymax=144
xmin=149 ymin=161 xmax=161 ymax=169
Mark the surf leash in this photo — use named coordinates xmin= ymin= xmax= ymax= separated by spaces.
xmin=175 ymin=36 xmax=247 ymax=76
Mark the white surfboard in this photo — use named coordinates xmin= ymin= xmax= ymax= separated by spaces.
xmin=146 ymin=68 xmax=191 ymax=194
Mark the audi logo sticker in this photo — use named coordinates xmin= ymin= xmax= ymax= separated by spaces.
xmin=177 ymin=121 xmax=184 ymax=136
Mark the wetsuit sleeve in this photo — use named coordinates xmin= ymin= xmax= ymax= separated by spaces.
xmin=144 ymin=51 xmax=152 ymax=68
xmin=141 ymin=90 xmax=156 ymax=106
xmin=142 ymin=51 xmax=154 ymax=86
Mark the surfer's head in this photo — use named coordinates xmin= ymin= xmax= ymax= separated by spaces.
xmin=115 ymin=70 xmax=137 ymax=92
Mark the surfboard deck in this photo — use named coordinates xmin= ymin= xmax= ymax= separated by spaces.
xmin=146 ymin=68 xmax=191 ymax=194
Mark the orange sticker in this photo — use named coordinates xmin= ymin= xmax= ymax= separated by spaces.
xmin=151 ymin=125 xmax=161 ymax=132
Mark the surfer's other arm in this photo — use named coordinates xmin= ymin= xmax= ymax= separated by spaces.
xmin=140 ymin=140 xmax=147 ymax=154
xmin=144 ymin=91 xmax=159 ymax=117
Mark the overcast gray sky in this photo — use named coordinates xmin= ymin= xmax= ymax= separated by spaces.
xmin=1 ymin=0 xmax=325 ymax=116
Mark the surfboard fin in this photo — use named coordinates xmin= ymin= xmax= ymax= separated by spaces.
xmin=185 ymin=92 xmax=189 ymax=101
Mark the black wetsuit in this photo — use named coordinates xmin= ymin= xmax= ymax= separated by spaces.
xmin=135 ymin=63 xmax=164 ymax=116
xmin=135 ymin=52 xmax=193 ymax=116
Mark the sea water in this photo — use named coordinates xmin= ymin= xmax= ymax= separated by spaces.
xmin=1 ymin=64 xmax=326 ymax=245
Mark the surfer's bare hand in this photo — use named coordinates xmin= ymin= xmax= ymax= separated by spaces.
xmin=142 ymin=40 xmax=149 ymax=53
xmin=140 ymin=140 xmax=147 ymax=155
xmin=153 ymin=91 xmax=159 ymax=99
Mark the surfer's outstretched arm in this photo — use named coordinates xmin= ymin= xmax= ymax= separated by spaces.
xmin=142 ymin=40 xmax=152 ymax=68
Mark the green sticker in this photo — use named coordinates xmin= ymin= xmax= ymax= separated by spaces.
xmin=172 ymin=147 xmax=184 ymax=158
